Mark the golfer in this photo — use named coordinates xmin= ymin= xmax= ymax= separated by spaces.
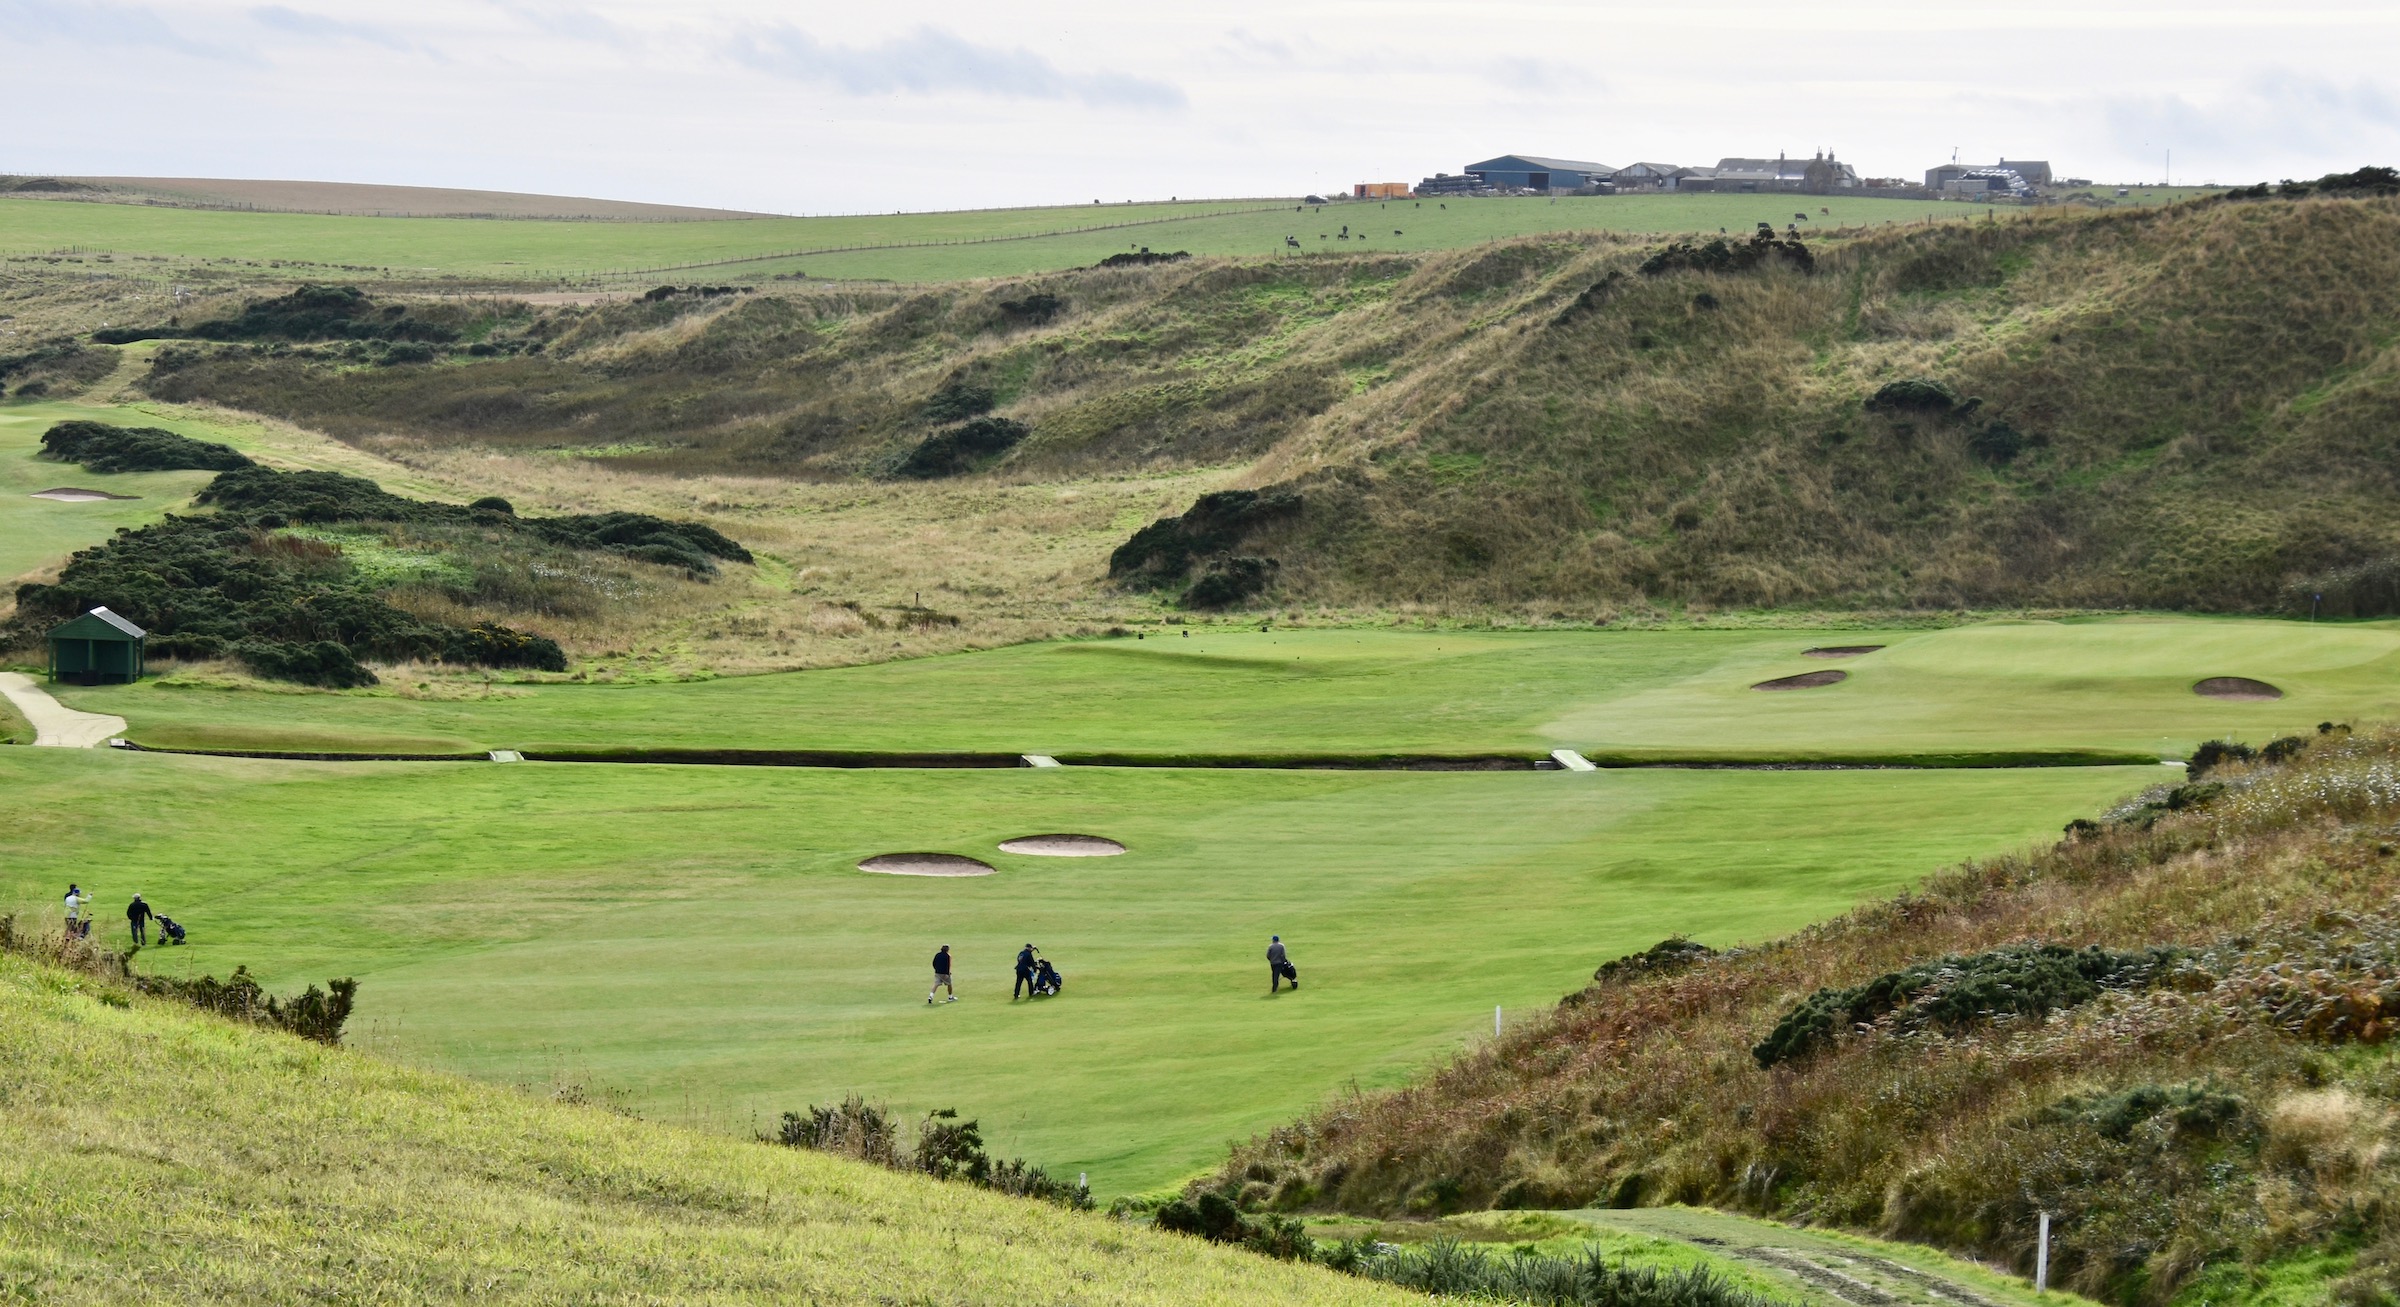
xmin=1014 ymin=944 xmax=1039 ymax=1000
xmin=928 ymin=945 xmax=957 ymax=1004
xmin=62 ymin=884 xmax=87 ymax=938
xmin=1268 ymin=935 xmax=1298 ymax=993
xmin=126 ymin=894 xmax=155 ymax=947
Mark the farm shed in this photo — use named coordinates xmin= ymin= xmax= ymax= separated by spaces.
xmin=1611 ymin=162 xmax=1688 ymax=190
xmin=1681 ymin=153 xmax=1859 ymax=193
xmin=46 ymin=606 xmax=146 ymax=684
xmin=1465 ymin=155 xmax=1616 ymax=192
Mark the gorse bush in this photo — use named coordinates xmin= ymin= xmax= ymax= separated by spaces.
xmin=1637 ymin=230 xmax=1814 ymax=277
xmin=7 ymin=516 xmax=565 ymax=685
xmin=1751 ymin=942 xmax=2185 ymax=1068
xmin=1354 ymin=1240 xmax=1789 ymax=1307
xmin=40 ymin=420 xmax=254 ymax=473
xmin=891 ymin=416 xmax=1029 ymax=479
xmin=94 ymin=284 xmax=458 ymax=346
xmin=195 ymin=465 xmax=750 ymax=573
xmin=0 ymin=915 xmax=356 ymax=1044
xmin=1110 ymin=487 xmax=1303 ymax=595
xmin=769 ymin=1095 xmax=1092 ymax=1210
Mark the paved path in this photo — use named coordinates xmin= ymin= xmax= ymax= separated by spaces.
xmin=0 ymin=673 xmax=127 ymax=747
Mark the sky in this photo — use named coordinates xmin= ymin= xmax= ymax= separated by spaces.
xmin=4 ymin=0 xmax=2397 ymax=214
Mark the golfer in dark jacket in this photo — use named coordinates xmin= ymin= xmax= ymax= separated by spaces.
xmin=1014 ymin=944 xmax=1039 ymax=1000
xmin=126 ymin=894 xmax=154 ymax=946
xmin=927 ymin=946 xmax=956 ymax=1004
xmin=1268 ymin=935 xmax=1297 ymax=993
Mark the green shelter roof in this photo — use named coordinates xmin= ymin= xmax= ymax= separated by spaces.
xmin=48 ymin=607 xmax=146 ymax=641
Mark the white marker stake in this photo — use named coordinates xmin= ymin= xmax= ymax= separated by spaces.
xmin=2036 ymin=1212 xmax=2050 ymax=1292
xmin=1495 ymin=1005 xmax=1503 ymax=1037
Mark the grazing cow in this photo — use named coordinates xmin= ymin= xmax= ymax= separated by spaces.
xmin=1393 ymin=230 xmax=1402 ymax=236
xmin=1795 ymin=212 xmax=1809 ymax=221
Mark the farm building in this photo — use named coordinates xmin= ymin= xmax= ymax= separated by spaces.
xmin=1610 ymin=162 xmax=1688 ymax=190
xmin=1353 ymin=182 xmax=1411 ymax=199
xmin=1926 ymin=160 xmax=2053 ymax=193
xmin=1415 ymin=172 xmax=1489 ymax=196
xmin=1681 ymin=153 xmax=1859 ymax=193
xmin=1464 ymin=155 xmax=1616 ymax=192
xmin=46 ymin=606 xmax=146 ymax=684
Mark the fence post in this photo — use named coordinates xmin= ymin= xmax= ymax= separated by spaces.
xmin=2035 ymin=1211 xmax=2050 ymax=1292
xmin=1495 ymin=1005 xmax=1502 ymax=1037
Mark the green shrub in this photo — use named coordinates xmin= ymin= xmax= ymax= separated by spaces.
xmin=1110 ymin=488 xmax=1302 ymax=587
xmin=1752 ymin=943 xmax=2185 ymax=1068
xmin=1592 ymin=938 xmax=1715 ymax=986
xmin=1638 ymin=231 xmax=1814 ymax=277
xmin=2040 ymin=1081 xmax=2252 ymax=1143
xmin=1182 ymin=556 xmax=1277 ymax=609
xmin=94 ymin=284 xmax=458 ymax=346
xmin=2188 ymin=739 xmax=2257 ymax=780
xmin=1154 ymin=1191 xmax=1311 ymax=1260
xmin=769 ymin=1097 xmax=1091 ymax=1210
xmin=1865 ymin=378 xmax=1968 ymax=414
xmin=1355 ymin=1240 xmax=1792 ymax=1307
xmin=1967 ymin=420 xmax=2028 ymax=465
xmin=892 ymin=416 xmax=1028 ymax=479
xmin=923 ymin=381 xmax=996 ymax=422
xmin=40 ymin=420 xmax=253 ymax=473
xmin=997 ymin=293 xmax=1064 ymax=323
xmin=6 ymin=516 xmax=564 ymax=684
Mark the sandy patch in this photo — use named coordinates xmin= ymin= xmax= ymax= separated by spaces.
xmin=2194 ymin=676 xmax=2283 ymax=701
xmin=31 ymin=487 xmax=139 ymax=502
xmin=998 ymin=834 xmax=1126 ymax=857
xmin=859 ymin=853 xmax=995 ymax=877
xmin=1752 ymin=670 xmax=1849 ymax=691
xmin=1802 ymin=645 xmax=1882 ymax=658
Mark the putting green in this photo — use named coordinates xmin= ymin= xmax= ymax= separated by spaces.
xmin=55 ymin=617 xmax=2400 ymax=759
xmin=0 ymin=746 xmax=2154 ymax=1195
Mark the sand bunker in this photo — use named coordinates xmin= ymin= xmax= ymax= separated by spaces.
xmin=31 ymin=487 xmax=139 ymax=502
xmin=2194 ymin=677 xmax=2284 ymax=701
xmin=1802 ymin=645 xmax=1883 ymax=658
xmin=859 ymin=853 xmax=995 ymax=877
xmin=998 ymin=834 xmax=1127 ymax=857
xmin=1752 ymin=670 xmax=1849 ymax=691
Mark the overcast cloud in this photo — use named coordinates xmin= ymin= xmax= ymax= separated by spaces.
xmin=2 ymin=0 xmax=2396 ymax=213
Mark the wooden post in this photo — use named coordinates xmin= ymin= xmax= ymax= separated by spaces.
xmin=2036 ymin=1211 xmax=2050 ymax=1292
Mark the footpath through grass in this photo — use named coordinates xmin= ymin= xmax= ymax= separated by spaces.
xmin=0 ymin=746 xmax=2152 ymax=1195
xmin=57 ymin=617 xmax=2400 ymax=759
xmin=0 ymin=949 xmax=1422 ymax=1306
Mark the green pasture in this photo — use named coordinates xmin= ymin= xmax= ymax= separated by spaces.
xmin=0 ymin=747 xmax=2150 ymax=1195
xmin=58 ymin=617 xmax=2400 ymax=760
xmin=0 ymin=192 xmax=1983 ymax=285
xmin=0 ymin=397 xmax=229 ymax=583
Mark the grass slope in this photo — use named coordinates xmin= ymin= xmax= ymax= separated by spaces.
xmin=46 ymin=618 xmax=2400 ymax=758
xmin=0 ymin=949 xmax=1421 ymax=1306
xmin=0 ymin=746 xmax=2148 ymax=1195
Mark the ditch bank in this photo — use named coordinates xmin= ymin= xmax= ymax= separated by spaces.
xmin=113 ymin=743 xmax=2164 ymax=771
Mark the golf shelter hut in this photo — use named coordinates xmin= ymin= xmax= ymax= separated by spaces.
xmin=46 ymin=606 xmax=146 ymax=684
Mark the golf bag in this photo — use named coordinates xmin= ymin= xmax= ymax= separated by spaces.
xmin=157 ymin=916 xmax=187 ymax=945
xmin=1032 ymin=962 xmax=1063 ymax=997
xmin=1276 ymin=959 xmax=1297 ymax=982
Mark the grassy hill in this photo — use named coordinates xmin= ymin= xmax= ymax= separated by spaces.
xmin=0 ymin=944 xmax=1423 ymax=1305
xmin=93 ymin=190 xmax=2400 ymax=617
xmin=1202 ymin=724 xmax=2400 ymax=1307
xmin=0 ymin=191 xmax=1996 ymax=285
